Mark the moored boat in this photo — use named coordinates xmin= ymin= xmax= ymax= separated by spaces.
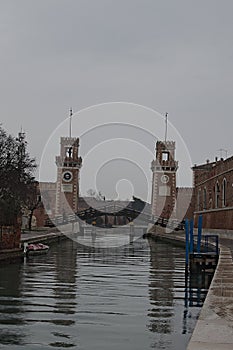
xmin=25 ymin=243 xmax=49 ymax=256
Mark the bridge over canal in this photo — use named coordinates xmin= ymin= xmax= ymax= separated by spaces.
xmin=46 ymin=199 xmax=184 ymax=232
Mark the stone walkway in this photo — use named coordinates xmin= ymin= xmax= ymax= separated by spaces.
xmin=220 ymin=238 xmax=233 ymax=260
xmin=187 ymin=234 xmax=233 ymax=349
xmin=187 ymin=243 xmax=233 ymax=349
xmin=21 ymin=229 xmax=59 ymax=242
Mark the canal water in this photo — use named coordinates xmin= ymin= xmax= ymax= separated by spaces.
xmin=0 ymin=234 xmax=211 ymax=350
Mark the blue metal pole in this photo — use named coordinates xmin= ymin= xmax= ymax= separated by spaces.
xmin=185 ymin=219 xmax=189 ymax=267
xmin=189 ymin=219 xmax=194 ymax=253
xmin=197 ymin=215 xmax=203 ymax=253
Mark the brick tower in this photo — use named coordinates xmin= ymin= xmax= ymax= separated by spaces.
xmin=151 ymin=141 xmax=178 ymax=219
xmin=55 ymin=137 xmax=82 ymax=216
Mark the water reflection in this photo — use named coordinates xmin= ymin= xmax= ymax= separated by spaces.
xmin=1 ymin=240 xmax=79 ymax=349
xmin=147 ymin=239 xmax=212 ymax=350
xmin=148 ymin=243 xmax=174 ymax=334
xmin=182 ymin=270 xmax=213 ymax=336
xmin=0 ymin=235 xmax=211 ymax=350
xmin=0 ymin=264 xmax=26 ymax=346
xmin=148 ymin=241 xmax=175 ymax=349
xmin=37 ymin=241 xmax=77 ymax=348
xmin=187 ymin=271 xmax=213 ymax=307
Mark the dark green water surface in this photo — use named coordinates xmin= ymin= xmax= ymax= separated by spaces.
xmin=0 ymin=235 xmax=209 ymax=350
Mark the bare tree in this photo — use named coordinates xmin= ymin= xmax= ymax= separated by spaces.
xmin=25 ymin=182 xmax=41 ymax=231
xmin=0 ymin=126 xmax=37 ymax=226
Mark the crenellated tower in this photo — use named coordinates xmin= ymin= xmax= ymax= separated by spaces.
xmin=151 ymin=141 xmax=178 ymax=219
xmin=55 ymin=137 xmax=82 ymax=216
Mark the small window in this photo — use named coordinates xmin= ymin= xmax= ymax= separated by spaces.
xmin=203 ymin=188 xmax=207 ymax=210
xmin=222 ymin=179 xmax=227 ymax=207
xmin=162 ymin=152 xmax=169 ymax=161
xmin=215 ymin=182 xmax=220 ymax=208
xmin=197 ymin=188 xmax=201 ymax=211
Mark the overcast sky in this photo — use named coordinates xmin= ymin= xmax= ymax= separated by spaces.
xmin=1 ymin=0 xmax=233 ymax=199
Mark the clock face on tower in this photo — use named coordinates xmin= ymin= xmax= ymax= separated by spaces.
xmin=62 ymin=171 xmax=73 ymax=182
xmin=161 ymin=174 xmax=169 ymax=184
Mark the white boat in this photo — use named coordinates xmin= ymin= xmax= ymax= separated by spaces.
xmin=25 ymin=243 xmax=49 ymax=256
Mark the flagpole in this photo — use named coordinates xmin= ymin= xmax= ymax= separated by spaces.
xmin=69 ymin=108 xmax=73 ymax=138
xmin=165 ymin=112 xmax=168 ymax=142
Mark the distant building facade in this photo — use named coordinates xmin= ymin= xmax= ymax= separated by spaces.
xmin=193 ymin=156 xmax=233 ymax=231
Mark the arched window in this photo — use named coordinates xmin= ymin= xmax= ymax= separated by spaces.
xmin=66 ymin=147 xmax=73 ymax=158
xmin=222 ymin=178 xmax=227 ymax=207
xmin=197 ymin=188 xmax=201 ymax=211
xmin=203 ymin=187 xmax=207 ymax=210
xmin=215 ymin=182 xmax=220 ymax=208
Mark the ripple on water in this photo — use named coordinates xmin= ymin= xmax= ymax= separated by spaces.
xmin=0 ymin=237 xmax=210 ymax=350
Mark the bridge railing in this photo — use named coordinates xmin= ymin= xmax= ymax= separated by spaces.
xmin=45 ymin=207 xmax=185 ymax=231
xmin=152 ymin=216 xmax=185 ymax=230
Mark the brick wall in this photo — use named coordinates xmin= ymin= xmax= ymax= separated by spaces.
xmin=193 ymin=156 xmax=233 ymax=230
xmin=176 ymin=187 xmax=194 ymax=221
xmin=0 ymin=225 xmax=21 ymax=250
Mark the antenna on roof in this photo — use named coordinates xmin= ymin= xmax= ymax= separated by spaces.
xmin=69 ymin=108 xmax=73 ymax=138
xmin=165 ymin=112 xmax=168 ymax=142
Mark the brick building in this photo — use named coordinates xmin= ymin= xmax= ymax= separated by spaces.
xmin=193 ymin=156 xmax=233 ymax=231
xmin=33 ymin=182 xmax=56 ymax=227
xmin=35 ymin=138 xmax=195 ymax=228
xmin=0 ymin=225 xmax=21 ymax=250
xmin=34 ymin=136 xmax=82 ymax=227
